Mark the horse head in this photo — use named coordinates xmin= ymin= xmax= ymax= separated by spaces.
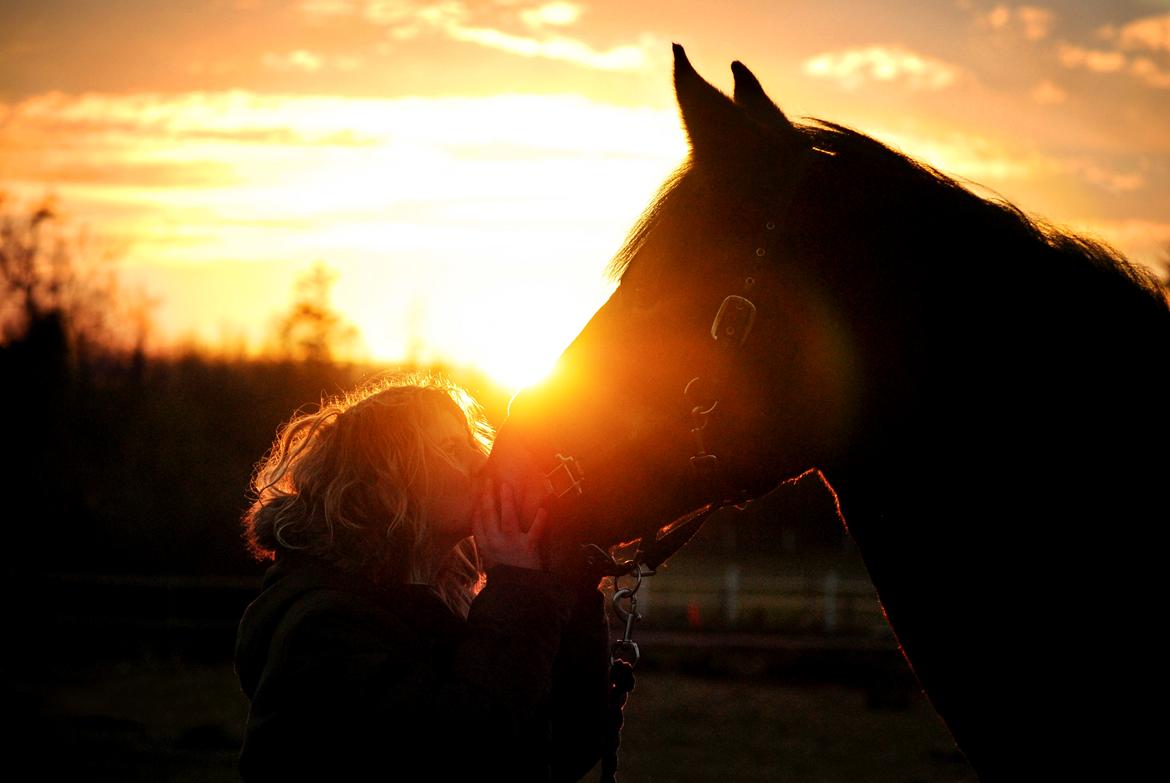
xmin=491 ymin=45 xmax=864 ymax=552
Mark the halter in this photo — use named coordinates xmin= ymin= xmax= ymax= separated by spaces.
xmin=539 ymin=148 xmax=816 ymax=783
xmin=504 ymin=146 xmax=821 ymax=586
xmin=546 ymin=158 xmax=813 ymax=548
xmin=560 ymin=148 xmax=817 ymax=570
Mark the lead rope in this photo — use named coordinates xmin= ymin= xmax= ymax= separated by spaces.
xmin=583 ymin=545 xmax=652 ymax=783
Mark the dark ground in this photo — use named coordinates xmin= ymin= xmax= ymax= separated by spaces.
xmin=17 ymin=648 xmax=976 ymax=782
xmin=8 ymin=492 xmax=978 ymax=781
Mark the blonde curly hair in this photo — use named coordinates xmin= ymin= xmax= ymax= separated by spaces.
xmin=242 ymin=373 xmax=493 ymax=616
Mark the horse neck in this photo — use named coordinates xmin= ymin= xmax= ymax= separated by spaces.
xmin=794 ymin=227 xmax=1005 ymax=529
xmin=764 ymin=246 xmax=916 ymax=496
xmin=812 ymin=227 xmax=1170 ymax=537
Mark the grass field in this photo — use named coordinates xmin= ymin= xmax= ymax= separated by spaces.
xmin=20 ymin=651 xmax=976 ymax=782
xmin=615 ymin=669 xmax=975 ymax=782
xmin=14 ymin=532 xmax=978 ymax=781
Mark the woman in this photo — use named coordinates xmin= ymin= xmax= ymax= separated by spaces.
xmin=235 ymin=374 xmax=609 ymax=781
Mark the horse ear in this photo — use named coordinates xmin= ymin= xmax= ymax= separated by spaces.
xmin=731 ymin=60 xmax=794 ymax=133
xmin=674 ymin=44 xmax=753 ymax=161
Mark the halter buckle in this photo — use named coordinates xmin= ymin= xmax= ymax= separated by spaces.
xmin=545 ymin=453 xmax=585 ymax=498
xmin=690 ymin=452 xmax=720 ymax=481
xmin=711 ymin=295 xmax=756 ymax=346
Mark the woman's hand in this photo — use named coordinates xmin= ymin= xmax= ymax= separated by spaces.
xmin=472 ymin=478 xmax=549 ymax=571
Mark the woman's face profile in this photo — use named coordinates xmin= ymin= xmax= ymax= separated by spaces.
xmin=421 ymin=409 xmax=488 ymax=546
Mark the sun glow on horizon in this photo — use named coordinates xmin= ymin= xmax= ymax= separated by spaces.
xmin=353 ymin=271 xmax=615 ymax=391
xmin=0 ymin=91 xmax=684 ymax=385
xmin=6 ymin=2 xmax=1169 ymax=383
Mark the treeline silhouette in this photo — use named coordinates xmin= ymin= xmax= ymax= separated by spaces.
xmin=3 ymin=342 xmax=513 ymax=577
xmin=0 ymin=194 xmax=515 ymax=579
xmin=1 ymin=193 xmax=856 ymax=584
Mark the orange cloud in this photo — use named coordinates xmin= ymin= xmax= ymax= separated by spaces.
xmin=1060 ymin=12 xmax=1170 ymax=90
xmin=300 ymin=0 xmax=659 ymax=72
xmin=983 ymin=4 xmax=1055 ymax=41
xmin=1130 ymin=56 xmax=1170 ymax=88
xmin=1066 ymin=159 xmax=1145 ymax=193
xmin=261 ymin=50 xmax=362 ymax=73
xmin=1059 ymin=39 xmax=1170 ymax=89
xmin=448 ymin=27 xmax=656 ymax=71
xmin=803 ymin=45 xmax=961 ymax=90
xmin=520 ymin=2 xmax=582 ymax=29
xmin=1057 ymin=43 xmax=1126 ymax=72
xmin=1105 ymin=12 xmax=1170 ymax=52
xmin=261 ymin=50 xmax=324 ymax=72
xmin=0 ymin=88 xmax=687 ymax=363
xmin=1030 ymin=79 xmax=1066 ymax=104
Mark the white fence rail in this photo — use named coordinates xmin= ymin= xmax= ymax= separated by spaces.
xmin=609 ymin=565 xmax=888 ymax=636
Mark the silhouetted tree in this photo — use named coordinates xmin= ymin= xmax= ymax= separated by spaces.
xmin=0 ymin=192 xmax=151 ymax=363
xmin=272 ymin=261 xmax=360 ymax=363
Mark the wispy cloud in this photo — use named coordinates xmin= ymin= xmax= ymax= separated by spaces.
xmin=520 ymin=2 xmax=581 ymax=29
xmin=1129 ymin=56 xmax=1170 ymax=88
xmin=262 ymin=50 xmax=322 ymax=73
xmin=0 ymin=89 xmax=685 ymax=190
xmin=803 ymin=45 xmax=961 ymax=90
xmin=981 ymin=4 xmax=1056 ymax=41
xmin=1058 ymin=42 xmax=1170 ymax=89
xmin=1065 ymin=159 xmax=1145 ymax=193
xmin=2 ymin=91 xmax=374 ymax=149
xmin=447 ymin=27 xmax=655 ymax=71
xmin=299 ymin=0 xmax=658 ymax=71
xmin=1100 ymin=12 xmax=1170 ymax=52
xmin=1053 ymin=11 xmax=1170 ymax=89
xmin=0 ymin=87 xmax=685 ymax=358
xmin=1030 ymin=79 xmax=1066 ymax=104
xmin=1057 ymin=43 xmax=1126 ymax=73
xmin=5 ymin=87 xmax=1146 ymax=204
xmin=261 ymin=49 xmax=362 ymax=73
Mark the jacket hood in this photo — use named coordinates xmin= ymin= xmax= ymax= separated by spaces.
xmin=235 ymin=553 xmax=327 ymax=699
xmin=235 ymin=552 xmax=462 ymax=699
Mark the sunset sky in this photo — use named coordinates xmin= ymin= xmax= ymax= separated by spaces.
xmin=2 ymin=0 xmax=1169 ymax=387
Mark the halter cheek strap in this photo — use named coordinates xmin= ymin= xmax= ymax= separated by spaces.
xmin=677 ymin=148 xmax=817 ymax=514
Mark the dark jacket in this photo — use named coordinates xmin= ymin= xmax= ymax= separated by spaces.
xmin=235 ymin=551 xmax=610 ymax=781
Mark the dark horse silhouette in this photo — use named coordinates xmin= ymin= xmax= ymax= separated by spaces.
xmin=490 ymin=45 xmax=1169 ymax=778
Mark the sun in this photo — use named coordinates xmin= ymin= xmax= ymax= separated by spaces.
xmin=434 ymin=277 xmax=613 ymax=393
xmin=475 ymin=342 xmax=561 ymax=391
xmin=350 ymin=272 xmax=614 ymax=393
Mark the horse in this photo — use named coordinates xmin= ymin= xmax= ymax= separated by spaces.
xmin=488 ymin=45 xmax=1169 ymax=778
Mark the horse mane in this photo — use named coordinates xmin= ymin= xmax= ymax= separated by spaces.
xmin=606 ymin=164 xmax=691 ymax=283
xmin=801 ymin=120 xmax=1166 ymax=305
xmin=608 ymin=119 xmax=1168 ymax=315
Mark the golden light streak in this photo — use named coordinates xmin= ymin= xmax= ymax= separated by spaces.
xmin=0 ymin=91 xmax=685 ymax=389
